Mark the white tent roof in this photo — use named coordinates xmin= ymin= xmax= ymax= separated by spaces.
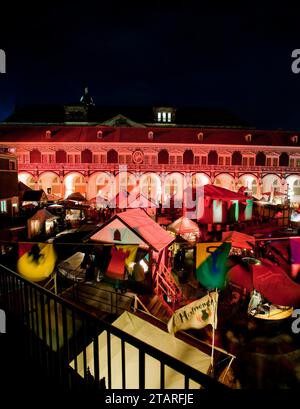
xmin=168 ymin=216 xmax=200 ymax=235
xmin=90 ymin=209 xmax=174 ymax=252
xmin=70 ymin=311 xmax=212 ymax=388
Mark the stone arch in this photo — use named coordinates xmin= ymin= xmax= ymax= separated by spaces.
xmin=139 ymin=172 xmax=162 ymax=203
xmin=18 ymin=172 xmax=36 ymax=189
xmin=191 ymin=173 xmax=211 ymax=188
xmin=286 ymin=174 xmax=300 ymax=202
xmin=88 ymin=171 xmax=116 ymax=200
xmin=37 ymin=171 xmax=60 ymax=195
xmin=64 ymin=172 xmax=86 ymax=198
xmin=115 ymin=171 xmax=138 ymax=193
xmin=262 ymin=174 xmax=282 ymax=194
xmin=163 ymin=172 xmax=184 ymax=205
xmin=238 ymin=173 xmax=259 ymax=195
xmin=214 ymin=173 xmax=235 ymax=191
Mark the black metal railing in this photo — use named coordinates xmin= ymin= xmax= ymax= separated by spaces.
xmin=0 ymin=263 xmax=229 ymax=391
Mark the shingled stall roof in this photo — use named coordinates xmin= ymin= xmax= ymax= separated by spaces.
xmin=0 ymin=124 xmax=298 ymax=146
xmin=90 ymin=208 xmax=174 ymax=252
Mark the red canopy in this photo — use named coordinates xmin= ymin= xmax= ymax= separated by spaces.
xmin=252 ymin=258 xmax=300 ymax=306
xmin=228 ymin=263 xmax=254 ymax=292
xmin=203 ymin=185 xmax=251 ymax=201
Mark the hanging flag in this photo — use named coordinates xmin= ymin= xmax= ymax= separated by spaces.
xmin=196 ymin=242 xmax=231 ymax=290
xmin=167 ymin=291 xmax=218 ymax=334
xmin=17 ymin=243 xmax=57 ymax=282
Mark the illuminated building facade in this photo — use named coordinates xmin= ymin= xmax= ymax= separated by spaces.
xmin=0 ymin=101 xmax=300 ymax=205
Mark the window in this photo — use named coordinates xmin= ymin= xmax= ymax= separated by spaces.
xmin=266 ymin=157 xmax=279 ymax=167
xmin=93 ymin=154 xmax=106 ymax=164
xmin=157 ymin=112 xmax=162 ymax=122
xmin=9 ymin=160 xmax=16 ymax=170
xmin=294 ymin=180 xmax=300 ymax=195
xmin=41 ymin=154 xmax=55 ymax=164
xmin=0 ymin=200 xmax=7 ymax=213
xmin=218 ymin=155 xmax=231 ymax=166
xmin=67 ymin=154 xmax=81 ymax=164
xmin=17 ymin=154 xmax=29 ymax=164
xmin=162 ymin=112 xmax=166 ymax=122
xmin=167 ymin=112 xmax=172 ymax=122
xmin=242 ymin=156 xmax=255 ymax=166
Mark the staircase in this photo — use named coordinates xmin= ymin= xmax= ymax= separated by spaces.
xmin=141 ymin=294 xmax=173 ymax=323
xmin=152 ymin=264 xmax=183 ymax=312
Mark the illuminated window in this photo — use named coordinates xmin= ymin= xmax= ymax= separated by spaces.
xmin=167 ymin=112 xmax=172 ymax=122
xmin=0 ymin=200 xmax=7 ymax=213
xmin=294 ymin=180 xmax=300 ymax=195
xmin=162 ymin=112 xmax=166 ymax=122
xmin=157 ymin=112 xmax=162 ymax=122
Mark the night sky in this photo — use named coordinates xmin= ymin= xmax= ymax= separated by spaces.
xmin=1 ymin=1 xmax=300 ymax=129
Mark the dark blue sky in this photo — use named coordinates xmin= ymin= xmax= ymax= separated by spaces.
xmin=1 ymin=1 xmax=300 ymax=129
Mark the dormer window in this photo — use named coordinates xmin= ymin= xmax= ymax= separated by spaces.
xmin=245 ymin=134 xmax=252 ymax=143
xmin=154 ymin=107 xmax=176 ymax=123
xmin=291 ymin=135 xmax=298 ymax=144
xmin=197 ymin=132 xmax=204 ymax=142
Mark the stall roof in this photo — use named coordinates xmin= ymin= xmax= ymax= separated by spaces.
xmin=202 ymin=185 xmax=252 ymax=201
xmin=22 ymin=189 xmax=47 ymax=202
xmin=222 ymin=231 xmax=255 ymax=250
xmin=90 ymin=208 xmax=174 ymax=252
xmin=29 ymin=208 xmax=58 ymax=222
xmin=168 ymin=216 xmax=200 ymax=235
xmin=252 ymin=258 xmax=300 ymax=306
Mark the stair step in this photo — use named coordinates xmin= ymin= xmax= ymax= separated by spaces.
xmin=150 ymin=300 xmax=163 ymax=316
xmin=146 ymin=295 xmax=159 ymax=310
